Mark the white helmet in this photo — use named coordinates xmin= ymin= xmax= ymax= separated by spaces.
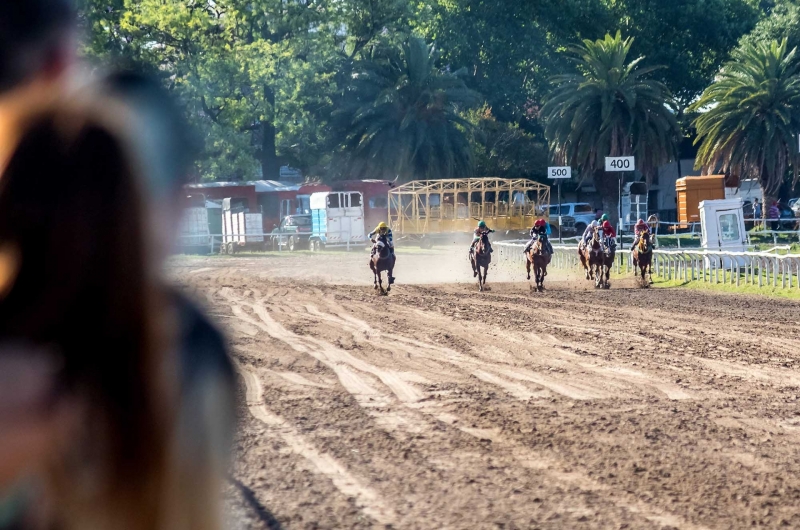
xmin=591 ymin=220 xmax=599 ymax=227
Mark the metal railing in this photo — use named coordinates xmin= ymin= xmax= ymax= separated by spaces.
xmin=494 ymin=240 xmax=800 ymax=290
xmin=177 ymin=230 xmax=363 ymax=254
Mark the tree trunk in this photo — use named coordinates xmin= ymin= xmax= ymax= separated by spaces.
xmin=261 ymin=85 xmax=280 ymax=181
xmin=761 ymin=183 xmax=778 ymax=229
xmin=594 ymin=170 xmax=621 ymax=229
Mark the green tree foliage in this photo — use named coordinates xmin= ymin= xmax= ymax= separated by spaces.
xmin=689 ymin=39 xmax=800 ymax=206
xmin=542 ymin=33 xmax=680 ymax=225
xmin=741 ymin=1 xmax=800 ymax=51
xmin=414 ymin=0 xmax=613 ymax=131
xmin=465 ymin=106 xmax=549 ymax=180
xmin=610 ymin=0 xmax=764 ymax=110
xmin=333 ymin=37 xmax=480 ymax=182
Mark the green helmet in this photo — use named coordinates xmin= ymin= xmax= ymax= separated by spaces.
xmin=600 ymin=214 xmax=609 ymax=222
xmin=478 ymin=220 xmax=487 ymax=228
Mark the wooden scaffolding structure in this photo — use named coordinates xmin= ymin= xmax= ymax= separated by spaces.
xmin=388 ymin=177 xmax=550 ymax=236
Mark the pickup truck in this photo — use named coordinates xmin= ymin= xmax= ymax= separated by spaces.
xmin=269 ymin=214 xmax=313 ymax=251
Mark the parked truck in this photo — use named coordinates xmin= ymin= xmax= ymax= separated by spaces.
xmin=221 ymin=197 xmax=265 ymax=254
xmin=308 ymin=191 xmax=366 ymax=251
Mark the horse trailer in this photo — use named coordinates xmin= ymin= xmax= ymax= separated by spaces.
xmin=309 ymin=191 xmax=367 ymax=250
xmin=221 ymin=197 xmax=265 ymax=254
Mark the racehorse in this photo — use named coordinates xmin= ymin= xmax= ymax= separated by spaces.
xmin=598 ymin=236 xmax=615 ymax=289
xmin=578 ymin=227 xmax=605 ymax=286
xmin=470 ymin=231 xmax=491 ymax=292
xmin=632 ymin=230 xmax=654 ymax=287
xmin=370 ymin=235 xmax=395 ymax=294
xmin=526 ymin=237 xmax=551 ymax=291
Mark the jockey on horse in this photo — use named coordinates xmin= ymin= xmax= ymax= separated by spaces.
xmin=523 ymin=218 xmax=553 ymax=255
xmin=369 ymin=222 xmax=396 ymax=283
xmin=631 ymin=219 xmax=654 ymax=252
xmin=580 ymin=220 xmax=600 ymax=250
xmin=601 ymin=220 xmax=617 ymax=252
xmin=470 ymin=220 xmax=494 ymax=254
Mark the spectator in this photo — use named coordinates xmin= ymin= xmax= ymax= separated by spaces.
xmin=0 ymin=0 xmax=75 ymax=172
xmin=0 ymin=2 xmax=233 ymax=529
xmin=769 ymin=200 xmax=780 ymax=231
xmin=753 ymin=198 xmax=762 ymax=226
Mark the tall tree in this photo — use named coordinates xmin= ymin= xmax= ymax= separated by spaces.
xmin=334 ymin=37 xmax=480 ymax=182
xmin=414 ymin=0 xmax=613 ymax=133
xmin=689 ymin=38 xmax=800 ymax=207
xmin=542 ymin=32 xmax=680 ymax=227
xmin=609 ymin=0 xmax=764 ymax=111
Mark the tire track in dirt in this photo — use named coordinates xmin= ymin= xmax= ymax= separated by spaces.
xmin=253 ymin=296 xmax=708 ymax=528
xmin=235 ymin=360 xmax=398 ymax=526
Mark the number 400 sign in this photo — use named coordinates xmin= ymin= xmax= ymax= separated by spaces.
xmin=605 ymin=156 xmax=635 ymax=171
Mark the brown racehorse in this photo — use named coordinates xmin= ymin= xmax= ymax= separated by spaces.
xmin=470 ymin=232 xmax=491 ymax=291
xmin=579 ymin=227 xmax=605 ymax=286
xmin=526 ymin=237 xmax=551 ymax=291
xmin=632 ymin=230 xmax=654 ymax=287
xmin=370 ymin=235 xmax=395 ymax=294
xmin=598 ymin=236 xmax=615 ymax=289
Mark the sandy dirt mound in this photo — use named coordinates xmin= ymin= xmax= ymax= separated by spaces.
xmin=172 ymin=250 xmax=800 ymax=529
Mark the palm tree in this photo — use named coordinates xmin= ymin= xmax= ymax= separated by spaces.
xmin=542 ymin=32 xmax=680 ymax=227
xmin=689 ymin=39 xmax=800 ymax=209
xmin=335 ymin=37 xmax=480 ymax=182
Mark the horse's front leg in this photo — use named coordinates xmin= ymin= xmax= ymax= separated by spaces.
xmin=526 ymin=256 xmax=531 ymax=280
xmin=386 ymin=266 xmax=393 ymax=292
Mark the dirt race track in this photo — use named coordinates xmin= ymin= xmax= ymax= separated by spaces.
xmin=170 ymin=248 xmax=800 ymax=529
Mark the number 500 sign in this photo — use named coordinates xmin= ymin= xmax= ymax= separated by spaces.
xmin=605 ymin=156 xmax=635 ymax=171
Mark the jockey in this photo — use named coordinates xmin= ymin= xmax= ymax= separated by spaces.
xmin=523 ymin=218 xmax=553 ymax=254
xmin=601 ymin=220 xmax=617 ymax=250
xmin=581 ymin=220 xmax=600 ymax=248
xmin=632 ymin=219 xmax=650 ymax=249
xmin=470 ymin=220 xmax=494 ymax=253
xmin=368 ymin=222 xmax=394 ymax=256
xmin=599 ymin=213 xmax=609 ymax=224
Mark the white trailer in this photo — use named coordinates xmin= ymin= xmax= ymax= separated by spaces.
xmin=178 ymin=207 xmax=212 ymax=254
xmin=221 ymin=197 xmax=264 ymax=254
xmin=700 ymin=198 xmax=747 ymax=268
xmin=309 ymin=191 xmax=366 ymax=250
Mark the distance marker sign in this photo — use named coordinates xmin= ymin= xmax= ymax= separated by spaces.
xmin=548 ymin=166 xmax=571 ymax=179
xmin=605 ymin=156 xmax=635 ymax=172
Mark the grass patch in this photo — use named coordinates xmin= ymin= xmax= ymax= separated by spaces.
xmin=651 ymin=276 xmax=800 ymax=299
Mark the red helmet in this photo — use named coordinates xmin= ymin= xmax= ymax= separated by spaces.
xmin=602 ymin=221 xmax=612 ymax=229
xmin=636 ymin=219 xmax=647 ymax=227
xmin=535 ymin=219 xmax=546 ymax=228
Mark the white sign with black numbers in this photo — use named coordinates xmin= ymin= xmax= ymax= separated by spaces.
xmin=548 ymin=166 xmax=571 ymax=179
xmin=605 ymin=156 xmax=635 ymax=171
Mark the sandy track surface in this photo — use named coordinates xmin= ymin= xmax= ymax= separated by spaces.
xmin=172 ymin=250 xmax=800 ymax=529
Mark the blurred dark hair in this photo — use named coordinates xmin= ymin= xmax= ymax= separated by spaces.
xmin=0 ymin=109 xmax=171 ymax=527
xmin=0 ymin=0 xmax=74 ymax=93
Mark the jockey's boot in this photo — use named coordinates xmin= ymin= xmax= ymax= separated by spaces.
xmin=389 ymin=276 xmax=396 ymax=284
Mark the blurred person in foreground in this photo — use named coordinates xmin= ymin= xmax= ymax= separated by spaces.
xmin=0 ymin=75 xmax=236 ymax=530
xmin=0 ymin=1 xmax=76 ymax=173
xmin=0 ymin=2 xmax=235 ymax=529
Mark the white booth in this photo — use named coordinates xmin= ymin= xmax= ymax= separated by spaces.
xmin=700 ymin=198 xmax=746 ymax=268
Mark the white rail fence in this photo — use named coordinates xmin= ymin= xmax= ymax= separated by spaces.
xmin=495 ymin=241 xmax=800 ymax=290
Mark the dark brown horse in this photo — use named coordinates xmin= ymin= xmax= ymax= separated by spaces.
xmin=599 ymin=238 xmax=615 ymax=289
xmin=370 ymin=235 xmax=395 ymax=294
xmin=470 ymin=232 xmax=492 ymax=291
xmin=526 ymin=237 xmax=551 ymax=291
xmin=579 ymin=227 xmax=605 ymax=286
xmin=632 ymin=230 xmax=654 ymax=287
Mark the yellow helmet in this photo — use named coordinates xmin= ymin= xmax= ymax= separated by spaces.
xmin=377 ymin=222 xmax=388 ymax=232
